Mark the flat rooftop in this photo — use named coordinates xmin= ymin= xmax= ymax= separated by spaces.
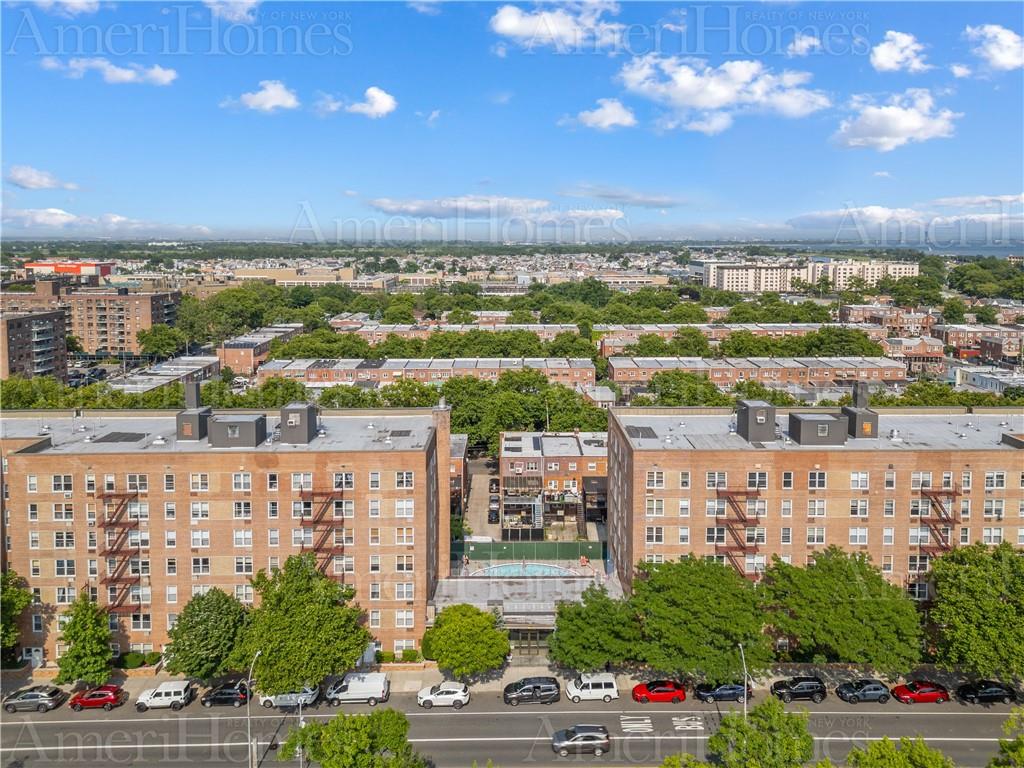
xmin=501 ymin=431 xmax=607 ymax=458
xmin=613 ymin=410 xmax=1024 ymax=452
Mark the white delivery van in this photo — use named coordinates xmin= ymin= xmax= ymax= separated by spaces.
xmin=325 ymin=673 xmax=390 ymax=706
xmin=566 ymin=673 xmax=619 ymax=703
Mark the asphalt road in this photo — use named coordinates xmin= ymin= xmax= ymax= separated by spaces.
xmin=0 ymin=691 xmax=1012 ymax=767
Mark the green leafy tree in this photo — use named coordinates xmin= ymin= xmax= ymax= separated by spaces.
xmin=707 ymin=697 xmax=813 ymax=768
xmin=137 ymin=324 xmax=188 ymax=358
xmin=379 ymin=379 xmax=441 ymax=408
xmin=974 ymin=305 xmax=999 ymax=324
xmin=930 ymin=542 xmax=1024 ymax=678
xmin=548 ymin=585 xmax=641 ymax=671
xmin=280 ymin=709 xmax=428 ymax=768
xmin=661 ymin=756 xmax=709 ymax=768
xmin=230 ymin=554 xmax=370 ymax=695
xmin=420 ymin=604 xmax=509 ymax=679
xmin=165 ymin=588 xmax=247 ymax=681
xmin=631 ymin=558 xmax=772 ymax=680
xmin=446 ymin=308 xmax=475 ymax=324
xmin=941 ymin=298 xmax=967 ymax=324
xmin=845 ymin=737 xmax=956 ymax=768
xmin=646 ymin=371 xmax=733 ymax=407
xmin=0 ymin=570 xmax=32 ymax=652
xmin=990 ymin=706 xmax=1024 ymax=767
xmin=762 ymin=548 xmax=921 ymax=675
xmin=54 ymin=591 xmax=112 ymax=686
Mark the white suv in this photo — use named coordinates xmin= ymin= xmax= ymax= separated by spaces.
xmin=417 ymin=681 xmax=470 ymax=709
xmin=136 ymin=681 xmax=194 ymax=712
xmin=259 ymin=685 xmax=320 ymax=709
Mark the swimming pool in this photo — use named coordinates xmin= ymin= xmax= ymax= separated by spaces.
xmin=470 ymin=563 xmax=579 ymax=577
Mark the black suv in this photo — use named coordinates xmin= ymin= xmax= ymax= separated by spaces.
xmin=201 ymin=681 xmax=249 ymax=708
xmin=956 ymin=681 xmax=1018 ymax=705
xmin=503 ymin=676 xmax=560 ymax=706
xmin=771 ymin=677 xmax=827 ymax=704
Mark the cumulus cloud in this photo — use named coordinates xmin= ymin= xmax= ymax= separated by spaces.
xmin=346 ymin=87 xmax=397 ymax=118
xmin=489 ymin=1 xmax=624 ymax=52
xmin=204 ymin=0 xmax=259 ymax=23
xmin=3 ymin=207 xmax=211 ymax=236
xmin=224 ymin=80 xmax=299 ymax=112
xmin=965 ymin=24 xmax=1024 ymax=71
xmin=870 ymin=31 xmax=931 ymax=73
xmin=313 ymin=92 xmax=344 ymax=116
xmin=567 ymin=98 xmax=636 ymax=131
xmin=787 ymin=204 xmax=1023 ymax=240
xmin=563 ymin=183 xmax=682 ymax=208
xmin=833 ymin=89 xmax=960 ymax=152
xmin=6 ymin=165 xmax=78 ymax=191
xmin=407 ymin=0 xmax=441 ymax=14
xmin=42 ymin=57 xmax=177 ymax=86
xmin=618 ymin=55 xmax=829 ymax=134
xmin=787 ymin=33 xmax=821 ymax=58
xmin=369 ymin=195 xmax=550 ymax=218
xmin=931 ymin=193 xmax=1024 ymax=207
xmin=950 ymin=64 xmax=972 ymax=78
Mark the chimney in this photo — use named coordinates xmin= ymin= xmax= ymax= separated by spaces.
xmin=184 ymin=381 xmax=201 ymax=409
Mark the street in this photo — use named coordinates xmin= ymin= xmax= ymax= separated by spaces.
xmin=1 ymin=691 xmax=1011 ymax=767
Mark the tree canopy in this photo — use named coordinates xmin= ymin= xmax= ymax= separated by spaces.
xmin=137 ymin=324 xmax=188 ymax=358
xmin=54 ymin=591 xmax=112 ymax=686
xmin=279 ymin=708 xmax=429 ymax=768
xmin=845 ymin=737 xmax=956 ymax=768
xmin=165 ymin=587 xmax=247 ymax=681
xmin=0 ymin=570 xmax=32 ymax=654
xmin=421 ymin=604 xmax=509 ymax=679
xmin=707 ymin=697 xmax=814 ymax=768
xmin=548 ymin=585 xmax=642 ymax=672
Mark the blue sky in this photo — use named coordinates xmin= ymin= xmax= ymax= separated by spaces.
xmin=2 ymin=0 xmax=1023 ymax=242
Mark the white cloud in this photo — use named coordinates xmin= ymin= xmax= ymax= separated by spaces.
xmin=204 ymin=1 xmax=259 ymax=23
xmin=931 ymin=193 xmax=1024 ymax=207
xmin=343 ymin=190 xmax=358 ymax=197
xmin=560 ymin=208 xmax=624 ymax=220
xmin=787 ymin=33 xmax=821 ymax=58
xmin=313 ymin=92 xmax=344 ymax=116
xmin=346 ymin=87 xmax=397 ymax=119
xmin=563 ymin=183 xmax=682 ymax=208
xmin=407 ymin=1 xmax=441 ymax=15
xmin=870 ymin=31 xmax=932 ymax=73
xmin=965 ymin=24 xmax=1024 ymax=71
xmin=569 ymin=98 xmax=636 ymax=131
xmin=619 ymin=55 xmax=829 ymax=133
xmin=873 ymin=171 xmax=892 ymax=179
xmin=6 ymin=165 xmax=78 ymax=191
xmin=33 ymin=0 xmax=99 ymax=16
xmin=492 ymin=42 xmax=508 ymax=58
xmin=43 ymin=57 xmax=177 ymax=86
xmin=229 ymin=80 xmax=299 ymax=113
xmin=369 ymin=195 xmax=550 ymax=218
xmin=2 ymin=207 xmax=211 ymax=236
xmin=489 ymin=2 xmax=624 ymax=52
xmin=419 ymin=109 xmax=441 ymax=126
xmin=833 ymin=89 xmax=960 ymax=152
xmin=950 ymin=64 xmax=972 ymax=78
xmin=788 ymin=206 xmax=926 ymax=229
xmin=787 ymin=204 xmax=1023 ymax=239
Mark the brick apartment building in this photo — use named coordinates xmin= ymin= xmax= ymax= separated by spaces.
xmin=607 ymin=400 xmax=1024 ymax=596
xmin=0 ymin=282 xmax=181 ymax=355
xmin=0 ymin=310 xmax=68 ymax=382
xmin=216 ymin=323 xmax=305 ymax=375
xmin=930 ymin=324 xmax=1024 ymax=351
xmin=979 ymin=336 xmax=1021 ymax=369
xmin=257 ymin=358 xmax=597 ymax=389
xmin=880 ymin=337 xmax=947 ymax=376
xmin=348 ymin=323 xmax=580 ymax=344
xmin=1 ymin=394 xmax=452 ymax=663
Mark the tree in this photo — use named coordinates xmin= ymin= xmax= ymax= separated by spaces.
xmin=974 ymin=304 xmax=999 ymax=324
xmin=991 ymin=706 xmax=1024 ymax=767
xmin=930 ymin=542 xmax=1024 ymax=679
xmin=420 ymin=604 xmax=509 ymax=679
xmin=137 ymin=324 xmax=188 ymax=358
xmin=548 ymin=585 xmax=641 ymax=671
xmin=762 ymin=548 xmax=921 ymax=675
xmin=446 ymin=308 xmax=475 ymax=324
xmin=941 ymin=298 xmax=967 ymax=324
xmin=0 ymin=570 xmax=32 ymax=653
xmin=280 ymin=709 xmax=429 ymax=768
xmin=631 ymin=558 xmax=772 ymax=680
xmin=54 ymin=591 xmax=112 ymax=686
xmin=707 ymin=697 xmax=813 ymax=768
xmin=845 ymin=737 xmax=956 ymax=768
xmin=165 ymin=588 xmax=247 ymax=681
xmin=230 ymin=555 xmax=370 ymax=695
xmin=646 ymin=371 xmax=733 ymax=407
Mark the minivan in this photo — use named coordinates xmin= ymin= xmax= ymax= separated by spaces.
xmin=136 ymin=681 xmax=194 ymax=712
xmin=503 ymin=676 xmax=560 ymax=706
xmin=566 ymin=673 xmax=618 ymax=703
xmin=326 ymin=673 xmax=390 ymax=707
xmin=259 ymin=685 xmax=320 ymax=709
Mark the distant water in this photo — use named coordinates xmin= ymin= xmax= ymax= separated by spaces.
xmin=763 ymin=242 xmax=1023 ymax=259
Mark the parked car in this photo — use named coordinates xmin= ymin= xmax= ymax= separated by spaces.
xmin=3 ymin=685 xmax=66 ymax=713
xmin=835 ymin=679 xmax=891 ymax=705
xmin=566 ymin=673 xmax=618 ymax=703
xmin=892 ymin=681 xmax=949 ymax=705
xmin=771 ymin=677 xmax=827 ymax=704
xmin=503 ymin=677 xmax=560 ymax=706
xmin=956 ymin=681 xmax=1018 ymax=705
xmin=551 ymin=724 xmax=611 ymax=757
xmin=417 ymin=681 xmax=470 ymax=709
xmin=632 ymin=680 xmax=687 ymax=704
xmin=488 ymin=495 xmax=500 ymax=510
xmin=489 ymin=479 xmax=499 ymax=494
xmin=201 ymin=681 xmax=249 ymax=708
xmin=487 ymin=509 xmax=500 ymax=524
xmin=69 ymin=685 xmax=128 ymax=712
xmin=326 ymin=673 xmax=390 ymax=706
xmin=694 ymin=682 xmax=751 ymax=703
xmin=136 ymin=681 xmax=194 ymax=712
xmin=259 ymin=685 xmax=319 ymax=709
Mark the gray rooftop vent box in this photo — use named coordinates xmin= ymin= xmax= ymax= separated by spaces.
xmin=788 ymin=412 xmax=848 ymax=446
xmin=841 ymin=406 xmax=879 ymax=439
xmin=209 ymin=414 xmax=266 ymax=449
xmin=851 ymin=381 xmax=870 ymax=409
xmin=736 ymin=400 xmax=776 ymax=443
xmin=280 ymin=402 xmax=318 ymax=444
xmin=184 ymin=381 xmax=201 ymax=409
xmin=176 ymin=407 xmax=211 ymax=442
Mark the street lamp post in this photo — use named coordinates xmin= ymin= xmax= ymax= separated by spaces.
xmin=738 ymin=643 xmax=748 ymax=723
xmin=297 ymin=698 xmax=306 ymax=768
xmin=246 ymin=649 xmax=262 ymax=768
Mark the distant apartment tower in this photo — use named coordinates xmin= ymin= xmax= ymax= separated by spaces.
xmin=703 ymin=260 xmax=919 ymax=293
xmin=0 ymin=311 xmax=68 ymax=382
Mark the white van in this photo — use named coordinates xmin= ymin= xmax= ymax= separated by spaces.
xmin=566 ymin=673 xmax=619 ymax=703
xmin=136 ymin=681 xmax=194 ymax=712
xmin=325 ymin=673 xmax=390 ymax=706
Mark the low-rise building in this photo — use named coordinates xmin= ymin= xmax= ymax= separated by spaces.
xmin=880 ymin=337 xmax=947 ymax=376
xmin=107 ymin=356 xmax=221 ymax=395
xmin=350 ymin=323 xmax=579 ymax=344
xmin=0 ymin=310 xmax=68 ymax=382
xmin=594 ymin=323 xmax=886 ymax=356
xmin=979 ymin=336 xmax=1021 ymax=368
xmin=930 ymin=324 xmax=1024 ymax=350
xmin=216 ymin=323 xmax=305 ymax=375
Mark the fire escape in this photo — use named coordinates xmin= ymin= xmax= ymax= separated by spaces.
xmin=299 ymin=488 xmax=348 ymax=576
xmin=918 ymin=485 xmax=962 ymax=556
xmin=97 ymin=490 xmax=140 ymax=614
xmin=715 ymin=488 xmax=761 ymax=579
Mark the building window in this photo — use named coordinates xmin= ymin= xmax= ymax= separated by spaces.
xmin=908 ymin=554 xmax=930 ymax=573
xmin=395 ymin=583 xmax=414 ymax=600
xmin=646 ymin=471 xmax=664 ymax=490
xmin=131 ymin=614 xmax=152 ymax=631
xmin=369 ymin=472 xmax=380 ymax=490
xmin=678 ymin=499 xmax=690 ymax=517
xmin=189 ymin=473 xmax=209 ymax=492
xmin=395 ymin=610 xmax=415 ymax=628
xmin=849 ymin=527 xmax=869 ymax=546
xmin=166 ymin=558 xmax=177 ymax=576
xmin=911 ymin=471 xmax=932 ymax=490
xmin=849 ymin=499 xmax=869 ymax=517
xmin=233 ymin=501 xmax=252 ymax=519
xmin=706 ymin=472 xmax=727 ymax=489
xmin=51 ymin=475 xmax=73 ymax=492
xmin=126 ymin=474 xmax=148 ymax=492
xmin=395 ymin=472 xmax=414 ymax=489
xmin=291 ymin=473 xmax=313 ymax=491
xmin=52 ymin=503 xmax=74 ymax=521
xmin=982 ymin=527 xmax=1003 ymax=545
xmin=267 ymin=473 xmax=278 ymax=491
xmin=850 ymin=472 xmax=869 ymax=490
xmin=292 ymin=501 xmax=312 ymax=519
xmin=333 ymin=472 xmax=354 ymax=490
xmin=292 ymin=528 xmax=313 ymax=547
xmin=780 ymin=527 xmax=792 ymax=545
xmin=985 ymin=471 xmax=1006 ymax=490
xmin=678 ymin=527 xmax=690 ymax=545
xmin=267 ymin=501 xmax=279 ymax=518
xmin=55 ymin=559 xmax=75 ymax=577
xmin=164 ymin=503 xmax=176 ymax=520
xmin=27 ymin=475 xmax=38 ymax=493
xmin=368 ymin=499 xmax=381 ymax=518
xmin=645 ymin=498 xmax=664 ymax=517
xmin=369 ymin=610 xmax=381 ymax=628
xmin=235 ymin=557 xmax=253 ymax=575
xmin=396 ymin=555 xmax=414 ymax=572
xmin=645 ymin=526 xmax=664 ymax=545
xmin=235 ymin=585 xmax=254 ymax=604
xmin=745 ymin=527 xmax=766 ymax=545
xmin=782 ymin=471 xmax=794 ymax=490
xmin=333 ymin=499 xmax=355 ymax=519
xmin=705 ymin=527 xmax=726 ymax=545
xmin=395 ymin=528 xmax=414 ymax=545
xmin=806 ymin=527 xmax=826 ymax=545
xmin=190 ymin=502 xmax=209 ymax=520
xmin=233 ymin=472 xmax=252 ymax=491
xmin=808 ymin=471 xmax=826 ymax=490
xmin=678 ymin=471 xmax=690 ymax=490
xmin=54 ymin=531 xmax=75 ymax=549
xmin=233 ymin=530 xmax=253 ymax=548
xmin=807 ymin=500 xmax=827 ymax=517
xmin=909 ymin=527 xmax=931 ymax=546
xmin=164 ymin=474 xmax=175 ymax=492
xmin=267 ymin=529 xmax=279 ymax=546
xmin=369 ymin=555 xmax=381 ymax=573
xmin=191 ymin=557 xmax=210 ymax=575
xmin=395 ymin=499 xmax=414 ymax=518
xmin=747 ymin=472 xmax=767 ymax=490
xmin=984 ymin=499 xmax=1005 ymax=518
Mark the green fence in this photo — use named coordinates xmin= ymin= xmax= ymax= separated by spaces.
xmin=451 ymin=540 xmax=605 ymax=562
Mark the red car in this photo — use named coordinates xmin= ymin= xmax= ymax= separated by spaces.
xmin=891 ymin=681 xmax=949 ymax=705
xmin=69 ymin=685 xmax=128 ymax=712
xmin=632 ymin=680 xmax=687 ymax=704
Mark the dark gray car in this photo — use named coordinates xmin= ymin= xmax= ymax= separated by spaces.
xmin=504 ymin=676 xmax=560 ymax=706
xmin=3 ymin=685 xmax=66 ymax=713
xmin=836 ymin=679 xmax=891 ymax=704
xmin=551 ymin=724 xmax=611 ymax=757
